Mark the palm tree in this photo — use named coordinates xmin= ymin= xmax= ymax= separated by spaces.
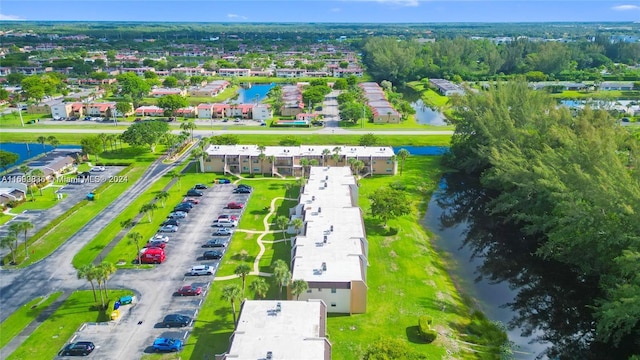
xmin=0 ymin=234 xmax=18 ymax=265
xmin=234 ymin=264 xmax=252 ymax=296
xmin=140 ymin=202 xmax=158 ymax=223
xmin=249 ymin=277 xmax=269 ymax=299
xmin=353 ymin=160 xmax=365 ymax=176
xmin=36 ymin=136 xmax=47 ymax=152
xmin=332 ymin=146 xmax=342 ymax=165
xmin=274 ymin=215 xmax=290 ymax=241
xmin=168 ymin=170 xmax=184 ymax=190
xmin=30 ymin=168 xmax=45 ymax=196
xmin=309 ymin=159 xmax=319 ymax=168
xmin=290 ymin=279 xmax=309 ymax=300
xmin=93 ymin=265 xmax=107 ymax=309
xmin=127 ymin=231 xmax=143 ymax=266
xmin=155 ymin=191 xmax=170 ymax=208
xmin=299 ymin=158 xmax=309 ymax=178
xmin=47 ymin=136 xmax=59 ymax=152
xmin=322 ymin=148 xmax=331 ymax=166
xmin=191 ymin=146 xmax=205 ymax=173
xmin=99 ymin=262 xmax=116 ymax=299
xmin=258 ymin=153 xmax=266 ymax=176
xmin=77 ymin=264 xmax=98 ymax=302
xmin=98 ymin=133 xmax=109 ymax=152
xmin=220 ymin=284 xmax=242 ymax=324
xmin=272 ymin=259 xmax=291 ymax=300
xmin=180 ymin=121 xmax=196 ymax=141
xmin=8 ymin=223 xmax=20 ymax=261
xmin=290 ymin=218 xmax=304 ymax=234
xmin=120 ymin=218 xmax=134 ymax=229
xmin=106 ymin=134 xmax=117 ymax=152
xmin=12 ymin=221 xmax=34 ymax=256
xmin=396 ymin=148 xmax=410 ymax=175
xmin=268 ymin=155 xmax=276 ymax=176
xmin=347 ymin=158 xmax=357 ymax=173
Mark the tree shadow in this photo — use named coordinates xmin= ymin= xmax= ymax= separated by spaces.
xmin=406 ymin=325 xmax=429 ymax=344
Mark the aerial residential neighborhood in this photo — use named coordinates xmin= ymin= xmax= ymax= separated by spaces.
xmin=0 ymin=10 xmax=639 ymax=360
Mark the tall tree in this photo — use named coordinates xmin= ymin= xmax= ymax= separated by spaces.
xmin=0 ymin=233 xmax=18 ymax=265
xmin=30 ymin=169 xmax=45 ymax=196
xmin=274 ymin=215 xmax=290 ymax=241
xmin=155 ymin=191 xmax=169 ymax=208
xmin=139 ymin=202 xmax=158 ymax=223
xmin=12 ymin=221 xmax=34 ymax=257
xmin=321 ymin=148 xmax=331 ymax=166
xmin=158 ymin=95 xmax=189 ymax=117
xmin=234 ymin=264 xmax=252 ymax=296
xmin=127 ymin=231 xmax=143 ymax=266
xmin=272 ymin=259 xmax=292 ymax=300
xmin=36 ymin=136 xmax=47 ymax=152
xmin=368 ymin=187 xmax=411 ymax=227
xmin=290 ymin=217 xmax=304 ymax=235
xmin=220 ymin=284 xmax=242 ymax=324
xmin=120 ymin=121 xmax=169 ymax=153
xmin=99 ymin=262 xmax=116 ymax=299
xmin=47 ymin=136 xmax=59 ymax=152
xmin=116 ymin=72 xmax=151 ymax=106
xmin=77 ymin=264 xmax=98 ymax=302
xmin=0 ymin=150 xmax=19 ymax=172
xmin=249 ymin=277 xmax=270 ymax=299
xmin=396 ymin=148 xmax=410 ymax=176
xmin=80 ymin=136 xmax=102 ymax=162
xmin=290 ymin=279 xmax=309 ymax=300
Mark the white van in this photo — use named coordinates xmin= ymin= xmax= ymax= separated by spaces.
xmin=190 ymin=264 xmax=214 ymax=276
xmin=212 ymin=218 xmax=238 ymax=227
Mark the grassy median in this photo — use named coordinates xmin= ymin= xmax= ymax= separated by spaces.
xmin=0 ymin=292 xmax=63 ymax=349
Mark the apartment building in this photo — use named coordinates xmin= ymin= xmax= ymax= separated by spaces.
xmin=280 ymin=84 xmax=304 ymax=116
xmin=218 ymin=68 xmax=251 ymax=77
xmin=429 ymin=78 xmax=465 ymax=96
xmin=201 ymin=145 xmax=396 ymax=177
xmin=359 ymin=82 xmax=401 ymax=123
xmin=288 ymin=166 xmax=368 ymax=314
xmin=219 ymin=300 xmax=330 ymax=360
xmin=189 ymin=80 xmax=230 ymax=97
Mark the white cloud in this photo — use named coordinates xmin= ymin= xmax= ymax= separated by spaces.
xmin=227 ymin=13 xmax=248 ymax=20
xmin=330 ymin=7 xmax=342 ymax=12
xmin=0 ymin=13 xmax=25 ymax=21
xmin=612 ymin=4 xmax=640 ymax=11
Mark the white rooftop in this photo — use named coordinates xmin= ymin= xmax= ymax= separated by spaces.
xmin=292 ymin=167 xmax=367 ymax=283
xmin=226 ymin=300 xmax=329 ymax=360
xmin=205 ymin=144 xmax=394 ymax=158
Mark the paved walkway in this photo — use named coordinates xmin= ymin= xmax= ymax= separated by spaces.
xmin=214 ymin=195 xmax=296 ymax=282
xmin=0 ymin=291 xmax=72 ymax=358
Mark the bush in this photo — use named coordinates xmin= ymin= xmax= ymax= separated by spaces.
xmin=418 ymin=315 xmax=437 ymax=343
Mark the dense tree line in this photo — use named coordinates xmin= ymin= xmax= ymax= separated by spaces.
xmin=361 ymin=36 xmax=640 ymax=84
xmin=443 ymin=81 xmax=640 ymax=358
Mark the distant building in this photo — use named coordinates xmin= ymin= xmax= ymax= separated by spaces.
xmin=150 ymin=88 xmax=186 ymax=97
xmin=359 ymin=82 xmax=401 ymax=123
xmin=599 ymin=82 xmax=634 ymax=91
xmin=220 ymin=300 xmax=331 ymax=360
xmin=428 ymin=78 xmax=465 ymax=96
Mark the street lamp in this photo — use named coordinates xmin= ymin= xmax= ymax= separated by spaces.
xmin=361 ymin=104 xmax=365 ymax=129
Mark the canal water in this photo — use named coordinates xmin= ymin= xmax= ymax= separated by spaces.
xmin=0 ymin=142 xmax=80 ymax=169
xmin=235 ymin=83 xmax=276 ymax=103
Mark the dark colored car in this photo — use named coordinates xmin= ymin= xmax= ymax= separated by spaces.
xmin=193 ymin=184 xmax=208 ymax=190
xmin=162 ymin=314 xmax=192 ymax=328
xmin=237 ymin=184 xmax=252 ymax=190
xmin=175 ymin=201 xmax=194 ymax=209
xmin=176 ymin=285 xmax=203 ymax=296
xmin=152 ymin=337 xmax=183 ymax=352
xmin=226 ymin=202 xmax=244 ymax=209
xmin=60 ymin=341 xmax=95 ymax=356
xmin=186 ymin=189 xmax=204 ymax=197
xmin=173 ymin=205 xmax=192 ymax=213
xmin=162 ymin=219 xmax=180 ymax=227
xmin=215 ymin=178 xmax=231 ymax=184
xmin=203 ymin=250 xmax=223 ymax=259
xmin=203 ymin=239 xmax=227 ymax=248
xmin=233 ymin=187 xmax=252 ymax=194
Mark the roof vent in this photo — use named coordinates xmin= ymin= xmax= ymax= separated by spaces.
xmin=312 ymin=195 xmax=316 ymax=201
xmin=324 ymin=182 xmax=327 ymax=188
xmin=318 ymin=207 xmax=321 ymax=213
xmin=321 ymin=262 xmax=327 ymax=271
xmin=266 ymin=351 xmax=273 ymax=360
xmin=325 ymin=175 xmax=328 ymax=180
xmin=276 ymin=302 xmax=281 ymax=313
xmin=330 ymin=225 xmax=334 ymax=232
xmin=323 ymin=235 xmax=327 ymax=243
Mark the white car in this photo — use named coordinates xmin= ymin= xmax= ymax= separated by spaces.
xmin=190 ymin=264 xmax=215 ymax=276
xmin=168 ymin=211 xmax=188 ymax=219
xmin=150 ymin=234 xmax=169 ymax=243
xmin=212 ymin=219 xmax=238 ymax=228
xmin=91 ymin=166 xmax=106 ymax=172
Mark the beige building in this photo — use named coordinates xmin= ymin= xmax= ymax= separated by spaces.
xmin=288 ymin=166 xmax=368 ymax=314
xmin=202 ymin=145 xmax=397 ymax=177
xmin=219 ymin=300 xmax=330 ymax=360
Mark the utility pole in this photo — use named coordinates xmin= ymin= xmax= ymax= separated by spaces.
xmin=18 ymin=107 xmax=25 ymax=127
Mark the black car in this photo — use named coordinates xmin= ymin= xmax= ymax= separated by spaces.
xmin=203 ymin=250 xmax=223 ymax=259
xmin=193 ymin=184 xmax=208 ymax=190
xmin=162 ymin=314 xmax=192 ymax=328
xmin=60 ymin=341 xmax=95 ymax=356
xmin=233 ymin=187 xmax=252 ymax=194
xmin=162 ymin=219 xmax=180 ymax=226
xmin=203 ymin=239 xmax=227 ymax=248
xmin=186 ymin=189 xmax=204 ymax=197
xmin=237 ymin=184 xmax=252 ymax=190
xmin=173 ymin=206 xmax=192 ymax=213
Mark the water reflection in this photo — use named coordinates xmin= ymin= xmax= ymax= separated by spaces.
xmin=425 ymin=172 xmax=634 ymax=360
xmin=412 ymin=99 xmax=448 ymax=126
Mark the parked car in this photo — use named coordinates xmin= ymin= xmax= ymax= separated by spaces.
xmin=173 ymin=205 xmax=192 ymax=213
xmin=233 ymin=187 xmax=252 ymax=194
xmin=189 ymin=264 xmax=214 ymax=276
xmin=203 ymin=239 xmax=227 ymax=248
xmin=162 ymin=219 xmax=180 ymax=227
xmin=237 ymin=184 xmax=252 ymax=190
xmin=213 ymin=228 xmax=233 ymax=236
xmin=60 ymin=341 xmax=95 ymax=356
xmin=91 ymin=166 xmax=106 ymax=172
xmin=203 ymin=250 xmax=223 ymax=259
xmin=226 ymin=202 xmax=244 ymax=209
xmin=212 ymin=218 xmax=237 ymax=227
xmin=162 ymin=314 xmax=192 ymax=327
xmin=168 ymin=211 xmax=187 ymax=219
xmin=146 ymin=240 xmax=166 ymax=249
xmin=159 ymin=225 xmax=178 ymax=233
xmin=186 ymin=189 xmax=204 ymax=197
xmin=150 ymin=234 xmax=169 ymax=243
xmin=176 ymin=285 xmax=203 ymax=296
xmin=152 ymin=337 xmax=183 ymax=352
xmin=217 ymin=214 xmax=238 ymax=221
xmin=140 ymin=248 xmax=166 ymax=264
xmin=193 ymin=184 xmax=208 ymax=190
xmin=182 ymin=197 xmax=200 ymax=205
xmin=215 ymin=178 xmax=231 ymax=184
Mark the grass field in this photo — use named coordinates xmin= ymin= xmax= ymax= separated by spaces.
xmin=407 ymin=81 xmax=452 ymax=108
xmin=0 ymin=292 xmax=62 ymax=349
xmin=6 ymin=290 xmax=133 ymax=360
xmin=340 ymin=116 xmax=454 ymax=131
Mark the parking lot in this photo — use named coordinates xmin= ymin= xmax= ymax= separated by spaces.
xmin=59 ymin=182 xmax=252 ymax=359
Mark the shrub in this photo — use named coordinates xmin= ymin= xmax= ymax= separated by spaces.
xmin=418 ymin=315 xmax=437 ymax=343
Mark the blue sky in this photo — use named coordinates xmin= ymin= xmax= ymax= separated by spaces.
xmin=1 ymin=1 xmax=639 ymax=23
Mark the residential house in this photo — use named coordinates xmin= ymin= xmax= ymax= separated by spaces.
xmin=599 ymin=82 xmax=635 ymax=91
xmin=135 ymin=105 xmax=164 ymax=117
xmin=150 ymin=88 xmax=187 ymax=97
xmin=359 ymin=82 xmax=401 ymax=123
xmin=218 ymin=68 xmax=251 ymax=77
xmin=429 ymin=79 xmax=465 ymax=96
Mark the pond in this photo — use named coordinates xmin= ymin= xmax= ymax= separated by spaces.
xmin=392 ymin=146 xmax=448 ymax=156
xmin=235 ymin=83 xmax=276 ymax=103
xmin=0 ymin=142 xmax=80 ymax=169
xmin=411 ymin=99 xmax=448 ymax=126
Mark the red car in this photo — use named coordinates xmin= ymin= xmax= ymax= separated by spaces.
xmin=226 ymin=202 xmax=244 ymax=209
xmin=177 ymin=285 xmax=203 ymax=296
xmin=183 ymin=197 xmax=200 ymax=205
xmin=146 ymin=240 xmax=166 ymax=249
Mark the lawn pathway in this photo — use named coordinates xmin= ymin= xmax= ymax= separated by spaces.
xmin=214 ymin=195 xmax=296 ymax=281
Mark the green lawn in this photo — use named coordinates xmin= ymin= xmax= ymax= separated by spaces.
xmin=407 ymin=81 xmax=452 ymax=108
xmin=0 ymin=292 xmax=62 ymax=349
xmin=6 ymin=290 xmax=133 ymax=360
xmin=340 ymin=116 xmax=454 ymax=131
xmin=7 ymin=186 xmax=66 ymax=212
